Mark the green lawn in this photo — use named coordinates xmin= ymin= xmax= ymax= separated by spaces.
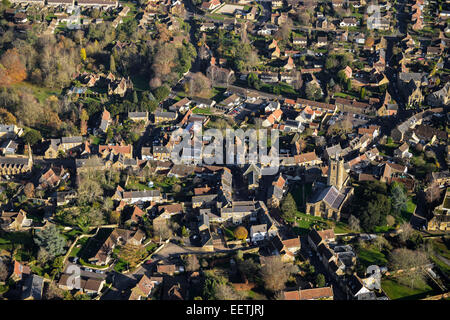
xmin=334 ymin=221 xmax=352 ymax=234
xmin=373 ymin=225 xmax=395 ymax=233
xmin=292 ymin=212 xmax=328 ymax=236
xmin=381 ymin=278 xmax=435 ymax=300
xmin=69 ymin=237 xmax=89 ymax=258
xmin=145 ymin=242 xmax=158 ymax=253
xmin=333 ymin=92 xmax=358 ymax=100
xmin=429 ymin=237 xmax=450 ymax=278
xmin=12 ymin=82 xmax=60 ymax=104
xmin=192 ymin=107 xmax=213 ymax=115
xmin=357 ymin=246 xmax=388 ymax=268
xmin=89 ymin=135 xmax=102 ymax=145
xmin=223 ymin=227 xmax=236 ymax=241
xmin=121 ymin=1 xmax=138 ymax=14
xmin=410 ymin=154 xmax=438 ymax=179
xmin=126 ymin=181 xmax=152 ymax=191
xmin=206 ymin=13 xmax=226 ymax=20
xmin=114 ymin=259 xmax=129 ymax=272
xmin=401 ymin=200 xmax=416 ymax=221
xmin=152 ymin=177 xmax=180 ymax=193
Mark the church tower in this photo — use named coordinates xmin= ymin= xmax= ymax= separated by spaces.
xmin=327 ymin=155 xmax=347 ymax=190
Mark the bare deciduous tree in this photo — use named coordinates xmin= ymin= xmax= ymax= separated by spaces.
xmin=389 ymin=248 xmax=429 ymax=288
xmin=373 ymin=235 xmax=391 ymax=251
xmin=184 ymin=255 xmax=200 ymax=272
xmin=386 ymin=215 xmax=396 ymax=226
xmin=399 ymin=222 xmax=414 ymax=243
xmin=153 ymin=221 xmax=172 ymax=242
xmin=23 ymin=182 xmax=35 ymax=199
xmin=260 ymin=256 xmax=298 ymax=292
xmin=44 ymin=282 xmax=65 ymax=300
xmin=117 ymin=244 xmax=147 ymax=268
xmin=214 ymin=283 xmax=241 ymax=300
xmin=348 ymin=215 xmax=361 ymax=232
xmin=425 ymin=182 xmax=442 ymax=204
xmin=0 ymin=260 xmax=9 ymax=282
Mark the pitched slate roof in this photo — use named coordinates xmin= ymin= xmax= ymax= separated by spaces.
xmin=250 ymin=224 xmax=267 ymax=235
xmin=318 ymin=243 xmax=334 ymax=261
xmin=310 ymin=186 xmax=346 ymax=210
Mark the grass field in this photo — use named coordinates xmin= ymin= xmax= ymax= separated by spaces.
xmin=126 ymin=180 xmax=152 ymax=191
xmin=334 ymin=92 xmax=359 ymax=100
xmin=69 ymin=237 xmax=89 ymax=258
xmin=357 ymin=246 xmax=388 ymax=268
xmin=192 ymin=107 xmax=214 ymax=115
xmin=333 ymin=221 xmax=353 ymax=234
xmin=381 ymin=277 xmax=435 ymax=300
xmin=292 ymin=212 xmax=328 ymax=235
xmin=373 ymin=225 xmax=395 ymax=233
xmin=429 ymin=237 xmax=450 ymax=278
xmin=401 ymin=199 xmax=416 ymax=221
xmin=12 ymin=82 xmax=61 ymax=104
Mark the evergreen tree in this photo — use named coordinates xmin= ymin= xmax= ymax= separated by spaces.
xmin=281 ymin=193 xmax=297 ymax=221
xmin=34 ymin=225 xmax=67 ymax=259
xmin=360 ymin=87 xmax=366 ymax=100
xmin=390 ymin=182 xmax=408 ymax=214
xmin=316 ymin=273 xmax=326 ymax=287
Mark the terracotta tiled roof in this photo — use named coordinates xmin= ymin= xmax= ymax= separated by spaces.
xmin=283 ymin=290 xmax=300 ymax=300
xmin=294 ymin=151 xmax=319 ymax=164
xmin=101 ymin=108 xmax=111 ymax=121
xmin=272 ymin=109 xmax=283 ymax=120
xmin=317 ymin=229 xmax=335 ymax=241
xmin=282 ymin=236 xmax=300 ymax=249
xmin=298 ymin=287 xmax=333 ymax=300
xmin=14 ymin=260 xmax=30 ymax=278
xmin=157 ymin=264 xmax=176 ymax=274
xmin=285 ymin=98 xmax=296 ymax=105
xmin=272 ymin=175 xmax=286 ymax=188
xmin=159 ymin=203 xmax=183 ymax=214
xmin=99 ymin=144 xmax=132 ymax=155
xmin=194 ymin=186 xmax=212 ymax=195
